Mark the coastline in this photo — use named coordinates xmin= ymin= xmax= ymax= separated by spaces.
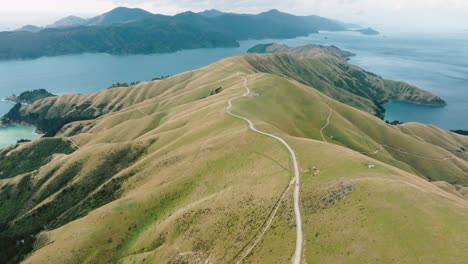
xmin=409 ymin=100 xmax=446 ymax=107
xmin=381 ymin=99 xmax=468 ymax=130
xmin=0 ymin=124 xmax=41 ymax=148
xmin=382 ymin=98 xmax=447 ymax=108
xmin=0 ymin=99 xmax=42 ymax=147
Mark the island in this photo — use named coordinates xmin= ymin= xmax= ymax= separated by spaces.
xmin=353 ymin=27 xmax=380 ymax=35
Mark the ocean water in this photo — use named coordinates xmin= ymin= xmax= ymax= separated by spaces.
xmin=0 ymin=125 xmax=39 ymax=148
xmin=0 ymin=31 xmax=467 ymax=147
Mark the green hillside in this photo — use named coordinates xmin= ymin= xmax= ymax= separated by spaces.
xmin=247 ymin=43 xmax=446 ymax=118
xmin=1 ymin=47 xmax=467 ymax=264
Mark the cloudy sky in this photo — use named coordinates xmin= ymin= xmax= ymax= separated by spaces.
xmin=1 ymin=0 xmax=467 ymax=32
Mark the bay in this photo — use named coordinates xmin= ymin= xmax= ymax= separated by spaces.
xmin=0 ymin=125 xmax=39 ymax=148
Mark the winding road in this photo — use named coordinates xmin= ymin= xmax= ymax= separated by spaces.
xmin=226 ymin=77 xmax=303 ymax=264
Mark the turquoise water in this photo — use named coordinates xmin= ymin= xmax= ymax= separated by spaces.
xmin=1 ymin=31 xmax=467 ymax=147
xmin=0 ymin=125 xmax=39 ymax=147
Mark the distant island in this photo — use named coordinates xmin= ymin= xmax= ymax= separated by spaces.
xmin=352 ymin=27 xmax=380 ymax=35
xmin=0 ymin=7 xmax=352 ymax=60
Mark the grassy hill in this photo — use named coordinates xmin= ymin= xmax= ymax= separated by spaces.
xmin=1 ymin=48 xmax=467 ymax=263
xmin=247 ymin=43 xmax=446 ymax=117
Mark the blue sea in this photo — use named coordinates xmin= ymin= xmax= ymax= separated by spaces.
xmin=1 ymin=31 xmax=467 ymax=147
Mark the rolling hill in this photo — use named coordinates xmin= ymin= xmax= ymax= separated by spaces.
xmin=1 ymin=45 xmax=467 ymax=264
xmin=247 ymin=43 xmax=445 ymax=117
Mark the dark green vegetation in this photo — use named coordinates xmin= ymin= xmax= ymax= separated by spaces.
xmin=451 ymin=130 xmax=468 ymax=136
xmin=0 ymin=138 xmax=75 ymax=180
xmin=0 ymin=139 xmax=75 ymax=263
xmin=0 ymin=21 xmax=238 ymax=60
xmin=209 ymin=87 xmax=223 ymax=96
xmin=152 ymin=75 xmax=170 ymax=81
xmin=0 ymin=8 xmax=347 ymax=60
xmin=386 ymin=120 xmax=404 ymax=125
xmin=2 ymin=100 xmax=99 ymax=136
xmin=3 ymin=103 xmax=22 ymax=123
xmin=6 ymin=89 xmax=54 ymax=104
xmin=109 ymin=81 xmax=141 ymax=88
xmin=247 ymin=43 xmax=446 ymax=118
xmin=0 ymin=142 xmax=149 ymax=264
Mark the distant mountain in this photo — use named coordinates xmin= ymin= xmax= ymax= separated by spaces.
xmin=15 ymin=25 xmax=42 ymax=33
xmin=353 ymin=27 xmax=380 ymax=35
xmin=48 ymin=16 xmax=87 ymax=28
xmin=86 ymin=7 xmax=154 ymax=26
xmin=0 ymin=8 xmax=349 ymax=60
xmin=206 ymin=9 xmax=347 ymax=40
xmin=198 ymin=9 xmax=226 ymax=17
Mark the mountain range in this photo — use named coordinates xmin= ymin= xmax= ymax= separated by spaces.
xmin=2 ymin=7 xmax=377 ymax=60
xmin=1 ymin=44 xmax=466 ymax=264
xmin=15 ymin=7 xmax=154 ymax=31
